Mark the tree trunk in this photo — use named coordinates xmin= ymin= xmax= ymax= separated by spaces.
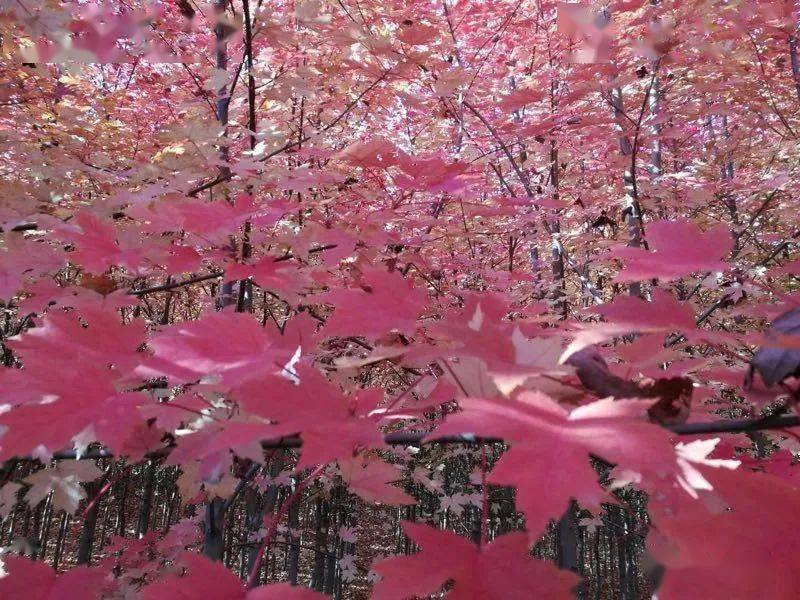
xmin=76 ymin=480 xmax=102 ymax=564
xmin=52 ymin=512 xmax=70 ymax=571
xmin=136 ymin=460 xmax=156 ymax=537
xmin=202 ymin=499 xmax=227 ymax=561
xmin=37 ymin=492 xmax=54 ymax=561
xmin=287 ymin=490 xmax=301 ymax=585
xmin=163 ymin=488 xmax=178 ymax=533
xmin=790 ymin=35 xmax=800 ymax=104
xmin=311 ymin=498 xmax=330 ymax=591
xmin=116 ymin=469 xmax=128 ymax=536
xmin=611 ymin=86 xmax=644 ymax=298
xmin=556 ymin=501 xmax=579 ymax=572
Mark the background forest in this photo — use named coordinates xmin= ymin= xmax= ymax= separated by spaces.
xmin=0 ymin=0 xmax=799 ymax=598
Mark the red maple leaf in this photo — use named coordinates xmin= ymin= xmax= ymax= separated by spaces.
xmin=432 ymin=392 xmax=679 ymax=537
xmin=371 ymin=522 xmax=578 ymax=599
xmin=142 ymin=551 xmax=326 ymax=600
xmin=0 ymin=555 xmax=111 ymax=599
xmin=141 ymin=310 xmax=290 ymax=389
xmin=0 ymin=308 xmax=146 ymax=459
xmin=317 ymin=266 xmax=426 ymax=338
xmin=649 ymin=467 xmax=800 ymax=599
xmin=238 ymin=367 xmax=388 ymax=469
xmin=611 ymin=219 xmax=732 ymax=282
xmin=338 ymin=455 xmax=414 ymax=505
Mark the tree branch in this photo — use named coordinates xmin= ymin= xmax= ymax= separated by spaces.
xmin=27 ymin=413 xmax=800 ymax=464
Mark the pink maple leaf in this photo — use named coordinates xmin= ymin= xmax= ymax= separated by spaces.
xmin=140 ymin=310 xmax=290 ymax=389
xmin=0 ymin=233 xmax=64 ymax=300
xmin=142 ymin=551 xmax=326 ymax=600
xmin=0 ymin=555 xmax=110 ymax=599
xmin=561 ymin=289 xmax=695 ymax=362
xmin=0 ymin=308 xmax=146 ymax=459
xmin=238 ymin=367 xmax=388 ymax=470
xmin=371 ymin=522 xmax=578 ymax=599
xmin=649 ymin=467 xmax=800 ymax=599
xmin=225 ymin=257 xmax=310 ymax=301
xmin=317 ymin=266 xmax=426 ymax=338
xmin=55 ymin=211 xmax=156 ymax=275
xmin=431 ymin=392 xmax=678 ymax=538
xmin=338 ymin=455 xmax=414 ymax=505
xmin=612 ymin=219 xmax=732 ymax=282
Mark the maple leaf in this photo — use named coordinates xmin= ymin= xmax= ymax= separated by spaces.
xmin=8 ymin=305 xmax=145 ymax=379
xmin=649 ymin=468 xmax=800 ymax=599
xmin=338 ymin=525 xmax=358 ymax=542
xmin=611 ymin=219 xmax=732 ymax=282
xmin=0 ymin=385 xmax=143 ymax=461
xmin=55 ymin=211 xmax=156 ymax=275
xmin=128 ymin=194 xmax=257 ymax=246
xmin=592 ymin=288 xmax=696 ymax=332
xmin=0 ymin=233 xmax=64 ymax=300
xmin=142 ymin=552 xmax=326 ymax=600
xmin=23 ymin=460 xmax=103 ymax=513
xmin=425 ymin=293 xmax=518 ymax=368
xmin=166 ymin=419 xmax=279 ymax=485
xmin=371 ymin=523 xmax=578 ymax=599
xmin=238 ymin=368 xmax=388 ymax=469
xmin=225 ymin=257 xmax=310 ymax=301
xmin=0 ymin=308 xmax=146 ymax=459
xmin=141 ymin=311 xmax=290 ymax=389
xmin=0 ymin=481 xmax=21 ymax=519
xmin=0 ymin=556 xmax=110 ymax=600
xmin=420 ymin=294 xmax=575 ymax=398
xmin=317 ymin=266 xmax=426 ymax=338
xmin=561 ymin=289 xmax=695 ymax=362
xmin=338 ymin=456 xmax=414 ymax=505
xmin=397 ymin=22 xmax=438 ymax=46
xmin=751 ymin=305 xmax=800 ymax=386
xmin=431 ymin=392 xmax=679 ymax=537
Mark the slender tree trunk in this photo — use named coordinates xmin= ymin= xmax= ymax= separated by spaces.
xmin=594 ymin=531 xmax=602 ymax=600
xmin=37 ymin=492 xmax=54 ymax=560
xmin=556 ymin=501 xmax=579 ymax=572
xmin=97 ymin=501 xmax=111 ymax=555
xmin=611 ymin=86 xmax=644 ymax=298
xmin=324 ymin=490 xmax=339 ymax=595
xmin=615 ymin=507 xmax=633 ymax=600
xmin=548 ymin=68 xmax=567 ymax=317
xmin=720 ymin=115 xmax=738 ymax=225
xmin=790 ymin=35 xmax=800 ymax=104
xmin=76 ymin=480 xmax=102 ymax=564
xmin=311 ymin=498 xmax=330 ymax=591
xmin=136 ymin=460 xmax=156 ymax=537
xmin=246 ymin=456 xmax=282 ymax=572
xmin=648 ymin=68 xmax=665 ymax=219
xmin=162 ymin=488 xmax=178 ymax=533
xmin=116 ymin=470 xmax=128 ymax=536
xmin=203 ymin=0 xmax=238 ymax=561
xmin=287 ymin=488 xmax=301 ymax=585
xmin=243 ymin=485 xmax=263 ymax=573
xmin=237 ymin=0 xmax=258 ymax=312
xmin=52 ymin=512 xmax=70 ymax=571
xmin=203 ymin=499 xmax=227 ymax=561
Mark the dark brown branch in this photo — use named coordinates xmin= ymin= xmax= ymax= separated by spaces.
xmin=128 ymin=272 xmax=223 ymax=296
xmin=273 ymin=244 xmax=338 ymax=263
xmin=462 ymin=99 xmax=534 ymax=196
xmin=0 ymin=223 xmax=39 ymax=233
xmin=28 ymin=413 xmax=800 ymax=463
xmin=127 ymin=244 xmax=337 ymax=296
xmin=186 ymin=69 xmax=391 ymax=197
